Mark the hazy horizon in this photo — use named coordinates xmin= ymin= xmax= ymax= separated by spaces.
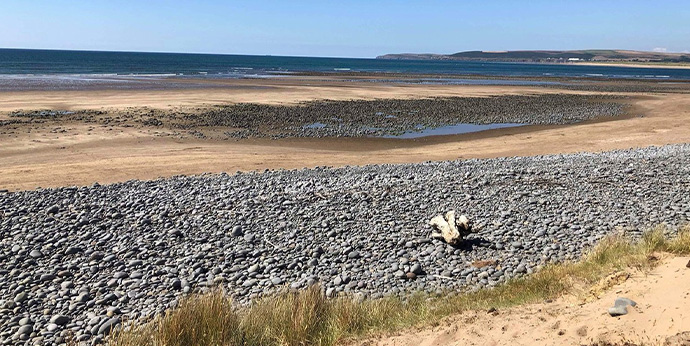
xmin=2 ymin=1 xmax=689 ymax=58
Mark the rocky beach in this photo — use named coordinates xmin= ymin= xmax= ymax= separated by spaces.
xmin=1 ymin=71 xmax=690 ymax=346
xmin=1 ymin=143 xmax=689 ymax=344
xmin=3 ymin=5 xmax=690 ymax=344
xmin=3 ymin=94 xmax=626 ymax=140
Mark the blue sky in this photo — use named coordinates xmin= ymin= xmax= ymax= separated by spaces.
xmin=1 ymin=0 xmax=688 ymax=57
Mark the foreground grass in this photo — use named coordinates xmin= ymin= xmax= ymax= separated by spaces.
xmin=111 ymin=226 xmax=690 ymax=346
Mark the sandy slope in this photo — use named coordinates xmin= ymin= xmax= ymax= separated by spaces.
xmin=360 ymin=256 xmax=690 ymax=346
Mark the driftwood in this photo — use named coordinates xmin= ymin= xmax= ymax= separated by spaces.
xmin=429 ymin=210 xmax=473 ymax=245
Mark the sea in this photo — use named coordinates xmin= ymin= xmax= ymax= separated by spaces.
xmin=1 ymin=48 xmax=690 ymax=90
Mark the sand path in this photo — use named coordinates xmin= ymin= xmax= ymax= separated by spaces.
xmin=360 ymin=256 xmax=690 ymax=346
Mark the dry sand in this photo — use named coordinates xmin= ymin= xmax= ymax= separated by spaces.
xmin=360 ymin=256 xmax=690 ymax=346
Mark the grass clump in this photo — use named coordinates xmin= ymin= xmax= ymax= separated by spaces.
xmin=111 ymin=225 xmax=690 ymax=346
xmin=110 ymin=289 xmax=243 ymax=346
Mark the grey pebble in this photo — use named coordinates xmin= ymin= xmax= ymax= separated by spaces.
xmin=16 ymin=325 xmax=33 ymax=335
xmin=231 ymin=225 xmax=243 ymax=236
xmin=97 ymin=317 xmax=121 ymax=336
xmin=50 ymin=315 xmax=70 ymax=325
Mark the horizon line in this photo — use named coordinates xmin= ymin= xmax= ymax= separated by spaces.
xmin=0 ymin=47 xmax=375 ymax=60
xmin=2 ymin=46 xmax=687 ymax=60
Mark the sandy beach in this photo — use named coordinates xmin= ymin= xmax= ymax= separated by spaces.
xmin=1 ymin=77 xmax=689 ymax=191
xmin=0 ymin=78 xmax=576 ymax=111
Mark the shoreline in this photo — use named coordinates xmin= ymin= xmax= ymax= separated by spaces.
xmin=2 ymin=71 xmax=690 ymax=94
xmin=572 ymin=61 xmax=690 ymax=70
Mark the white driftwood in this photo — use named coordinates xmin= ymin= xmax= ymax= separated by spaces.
xmin=429 ymin=210 xmax=473 ymax=245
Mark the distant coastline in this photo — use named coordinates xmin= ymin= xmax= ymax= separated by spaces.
xmin=377 ymin=49 xmax=690 ymax=69
xmin=571 ymin=61 xmax=690 ymax=70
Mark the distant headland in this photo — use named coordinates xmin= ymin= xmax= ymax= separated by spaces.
xmin=376 ymin=49 xmax=690 ymax=66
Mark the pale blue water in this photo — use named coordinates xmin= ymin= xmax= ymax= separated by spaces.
xmin=1 ymin=48 xmax=689 ymax=80
xmin=382 ymin=123 xmax=525 ymax=138
xmin=303 ymin=122 xmax=328 ymax=129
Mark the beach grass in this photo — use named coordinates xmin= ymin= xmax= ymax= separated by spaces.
xmin=110 ymin=225 xmax=690 ymax=346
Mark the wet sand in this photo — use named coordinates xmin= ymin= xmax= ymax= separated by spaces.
xmin=1 ymin=77 xmax=689 ymax=191
xmin=0 ymin=79 xmax=588 ymax=111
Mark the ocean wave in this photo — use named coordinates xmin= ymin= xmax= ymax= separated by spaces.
xmin=121 ymin=73 xmax=178 ymax=77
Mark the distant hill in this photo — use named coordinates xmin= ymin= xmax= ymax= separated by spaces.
xmin=377 ymin=50 xmax=690 ymax=63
